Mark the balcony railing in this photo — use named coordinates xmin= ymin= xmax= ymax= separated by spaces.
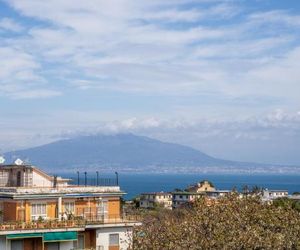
xmin=0 ymin=214 xmax=140 ymax=232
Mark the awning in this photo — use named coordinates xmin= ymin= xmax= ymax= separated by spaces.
xmin=7 ymin=231 xmax=77 ymax=242
xmin=7 ymin=233 xmax=43 ymax=239
xmin=43 ymin=231 xmax=77 ymax=242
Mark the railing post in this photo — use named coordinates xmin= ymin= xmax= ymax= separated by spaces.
xmin=84 ymin=172 xmax=87 ymax=186
xmin=96 ymin=171 xmax=99 ymax=186
xmin=115 ymin=172 xmax=119 ymax=186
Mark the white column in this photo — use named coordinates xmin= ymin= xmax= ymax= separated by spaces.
xmin=58 ymin=196 xmax=62 ymax=220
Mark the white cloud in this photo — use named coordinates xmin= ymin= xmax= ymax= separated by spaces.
xmin=0 ymin=18 xmax=23 ymax=32
xmin=0 ymin=47 xmax=61 ymax=99
xmin=248 ymin=10 xmax=300 ymax=27
xmin=1 ymin=0 xmax=299 ymax=103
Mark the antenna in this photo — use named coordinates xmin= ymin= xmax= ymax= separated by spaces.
xmin=0 ymin=156 xmax=5 ymax=164
xmin=14 ymin=158 xmax=24 ymax=165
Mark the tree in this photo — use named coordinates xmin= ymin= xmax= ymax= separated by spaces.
xmin=131 ymin=196 xmax=300 ymax=249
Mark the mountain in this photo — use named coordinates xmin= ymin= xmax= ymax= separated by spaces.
xmin=3 ymin=134 xmax=267 ymax=172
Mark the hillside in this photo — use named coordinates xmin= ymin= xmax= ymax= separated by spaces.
xmin=3 ymin=134 xmax=264 ymax=172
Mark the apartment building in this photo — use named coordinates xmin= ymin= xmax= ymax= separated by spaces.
xmin=139 ymin=192 xmax=172 ymax=209
xmin=0 ymin=163 xmax=139 ymax=250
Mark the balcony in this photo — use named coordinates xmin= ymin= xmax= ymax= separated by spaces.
xmin=0 ymin=214 xmax=140 ymax=232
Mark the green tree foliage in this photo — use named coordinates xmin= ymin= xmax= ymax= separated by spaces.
xmin=273 ymin=197 xmax=300 ymax=212
xmin=131 ymin=196 xmax=300 ymax=249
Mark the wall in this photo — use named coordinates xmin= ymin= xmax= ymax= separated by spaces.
xmin=47 ymin=200 xmax=57 ymax=219
xmin=108 ymin=199 xmax=120 ymax=219
xmin=96 ymin=226 xmax=133 ymax=250
xmin=32 ymin=170 xmax=52 ymax=187
xmin=25 ymin=201 xmax=31 ymax=222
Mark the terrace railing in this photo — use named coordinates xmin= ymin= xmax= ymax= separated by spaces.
xmin=0 ymin=214 xmax=140 ymax=232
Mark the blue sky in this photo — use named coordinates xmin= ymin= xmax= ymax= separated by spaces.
xmin=0 ymin=0 xmax=300 ymax=165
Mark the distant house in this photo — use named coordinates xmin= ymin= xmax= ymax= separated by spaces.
xmin=186 ymin=180 xmax=216 ymax=192
xmin=262 ymin=189 xmax=288 ymax=202
xmin=139 ymin=192 xmax=172 ymax=209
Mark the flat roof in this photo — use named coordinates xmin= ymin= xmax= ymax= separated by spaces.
xmin=141 ymin=192 xmax=172 ymax=195
xmin=0 ymin=185 xmax=125 ymax=199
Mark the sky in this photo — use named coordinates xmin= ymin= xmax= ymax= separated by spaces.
xmin=0 ymin=0 xmax=300 ymax=165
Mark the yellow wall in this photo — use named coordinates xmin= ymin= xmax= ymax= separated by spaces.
xmin=108 ymin=199 xmax=120 ymax=219
xmin=47 ymin=201 xmax=57 ymax=219
xmin=25 ymin=201 xmax=31 ymax=222
xmin=2 ymin=196 xmax=121 ymax=222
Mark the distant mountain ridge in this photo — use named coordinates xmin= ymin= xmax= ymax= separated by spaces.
xmin=3 ymin=134 xmax=269 ymax=172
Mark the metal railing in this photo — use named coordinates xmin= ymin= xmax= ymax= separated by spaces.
xmin=69 ymin=178 xmax=118 ymax=187
xmin=0 ymin=214 xmax=140 ymax=231
xmin=0 ymin=219 xmax=85 ymax=231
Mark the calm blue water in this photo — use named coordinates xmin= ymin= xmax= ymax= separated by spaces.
xmin=62 ymin=173 xmax=300 ymax=200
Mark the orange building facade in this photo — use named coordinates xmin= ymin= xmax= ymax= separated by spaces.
xmin=0 ymin=164 xmax=139 ymax=250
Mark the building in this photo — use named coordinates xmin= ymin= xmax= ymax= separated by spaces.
xmin=205 ymin=190 xmax=231 ymax=199
xmin=262 ymin=189 xmax=288 ymax=202
xmin=172 ymin=192 xmax=205 ymax=209
xmin=139 ymin=192 xmax=172 ymax=209
xmin=0 ymin=163 xmax=140 ymax=250
xmin=186 ymin=180 xmax=216 ymax=192
xmin=172 ymin=181 xmax=230 ymax=208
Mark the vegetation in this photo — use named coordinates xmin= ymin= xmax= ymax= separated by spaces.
xmin=131 ymin=196 xmax=300 ymax=249
xmin=273 ymin=197 xmax=300 ymax=212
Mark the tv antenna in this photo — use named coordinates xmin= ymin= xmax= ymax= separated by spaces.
xmin=14 ymin=158 xmax=24 ymax=165
xmin=0 ymin=156 xmax=5 ymax=164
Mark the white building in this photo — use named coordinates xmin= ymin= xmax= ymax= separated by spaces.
xmin=262 ymin=189 xmax=288 ymax=202
xmin=139 ymin=192 xmax=172 ymax=209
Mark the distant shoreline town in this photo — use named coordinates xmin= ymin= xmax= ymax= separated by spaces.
xmin=134 ymin=180 xmax=300 ymax=210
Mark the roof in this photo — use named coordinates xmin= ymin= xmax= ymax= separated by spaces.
xmin=172 ymin=192 xmax=205 ymax=195
xmin=264 ymin=189 xmax=288 ymax=192
xmin=141 ymin=192 xmax=172 ymax=195
xmin=32 ymin=167 xmax=71 ymax=182
xmin=0 ymin=164 xmax=32 ymax=169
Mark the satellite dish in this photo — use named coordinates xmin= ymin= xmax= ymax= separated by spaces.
xmin=0 ymin=156 xmax=5 ymax=164
xmin=14 ymin=158 xmax=23 ymax=165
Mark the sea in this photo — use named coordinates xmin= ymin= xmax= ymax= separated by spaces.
xmin=62 ymin=173 xmax=300 ymax=200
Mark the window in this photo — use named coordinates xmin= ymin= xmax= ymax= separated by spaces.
xmin=31 ymin=203 xmax=47 ymax=220
xmin=64 ymin=202 xmax=75 ymax=214
xmin=97 ymin=200 xmax=108 ymax=219
xmin=109 ymin=234 xmax=119 ymax=246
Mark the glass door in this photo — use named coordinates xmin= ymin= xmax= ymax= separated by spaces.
xmin=96 ymin=200 xmax=108 ymax=221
